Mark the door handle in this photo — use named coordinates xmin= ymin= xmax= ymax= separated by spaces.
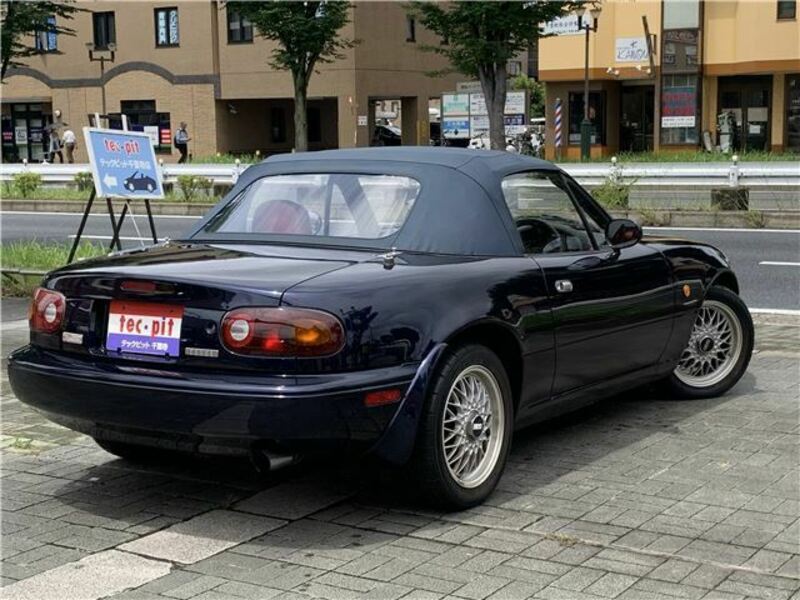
xmin=555 ymin=279 xmax=573 ymax=293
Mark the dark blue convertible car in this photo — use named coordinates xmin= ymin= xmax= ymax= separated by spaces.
xmin=9 ymin=148 xmax=753 ymax=508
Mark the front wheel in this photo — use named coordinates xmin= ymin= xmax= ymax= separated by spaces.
xmin=667 ymin=286 xmax=753 ymax=399
xmin=408 ymin=345 xmax=513 ymax=509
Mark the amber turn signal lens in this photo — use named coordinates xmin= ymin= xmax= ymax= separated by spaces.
xmin=220 ymin=307 xmax=344 ymax=357
xmin=30 ymin=287 xmax=66 ymax=334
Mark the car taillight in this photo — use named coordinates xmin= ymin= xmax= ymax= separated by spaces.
xmin=29 ymin=287 xmax=66 ymax=334
xmin=220 ymin=307 xmax=344 ymax=357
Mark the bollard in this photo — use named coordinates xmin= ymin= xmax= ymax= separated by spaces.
xmin=610 ymin=155 xmax=621 ymax=184
xmin=233 ymin=158 xmax=241 ymax=184
xmin=728 ymin=154 xmax=740 ymax=188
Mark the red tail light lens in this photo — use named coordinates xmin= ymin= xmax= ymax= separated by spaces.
xmin=220 ymin=307 xmax=344 ymax=357
xmin=29 ymin=287 xmax=66 ymax=334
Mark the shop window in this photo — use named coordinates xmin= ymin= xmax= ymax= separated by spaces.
xmin=661 ymin=74 xmax=699 ymax=145
xmin=787 ymin=75 xmax=800 ymax=151
xmin=34 ymin=16 xmax=58 ymax=52
xmin=568 ymin=92 xmax=606 ymax=145
xmin=155 ymin=7 xmax=179 ymax=47
xmin=778 ymin=0 xmax=796 ymax=20
xmin=92 ymin=12 xmax=116 ymax=49
xmin=406 ymin=16 xmax=416 ymax=42
xmin=271 ymin=107 xmax=286 ymax=143
xmin=663 ymin=0 xmax=700 ymax=29
xmin=227 ymin=9 xmax=253 ymax=43
xmin=308 ymin=107 xmax=322 ymax=143
xmin=113 ymin=100 xmax=172 ymax=154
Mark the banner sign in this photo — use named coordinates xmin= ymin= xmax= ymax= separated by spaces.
xmin=469 ymin=91 xmax=526 ymax=116
xmin=615 ymin=37 xmax=650 ymax=62
xmin=541 ymin=14 xmax=581 ymax=36
xmin=442 ymin=119 xmax=470 ymax=139
xmin=442 ymin=94 xmax=470 ymax=116
xmin=661 ymin=86 xmax=696 ymax=128
xmin=84 ymin=127 xmax=165 ymax=199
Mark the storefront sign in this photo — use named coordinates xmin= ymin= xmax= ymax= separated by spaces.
xmin=468 ymin=91 xmax=526 ymax=116
xmin=542 ymin=14 xmax=581 ymax=36
xmin=442 ymin=94 xmax=470 ymax=116
xmin=442 ymin=119 xmax=470 ymax=139
xmin=84 ymin=127 xmax=164 ymax=199
xmin=143 ymin=126 xmax=160 ymax=147
xmin=456 ymin=81 xmax=483 ymax=94
xmin=14 ymin=126 xmax=27 ymax=144
xmin=661 ymin=86 xmax=696 ymax=128
xmin=469 ymin=115 xmax=526 ymax=137
xmin=615 ymin=37 xmax=649 ymax=63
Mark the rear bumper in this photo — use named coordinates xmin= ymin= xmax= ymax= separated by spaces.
xmin=8 ymin=345 xmax=436 ymax=459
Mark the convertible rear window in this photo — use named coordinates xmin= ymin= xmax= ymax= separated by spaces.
xmin=198 ymin=174 xmax=420 ymax=240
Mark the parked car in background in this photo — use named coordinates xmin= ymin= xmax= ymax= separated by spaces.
xmin=371 ymin=124 xmax=402 ymax=146
xmin=10 ymin=148 xmax=753 ymax=508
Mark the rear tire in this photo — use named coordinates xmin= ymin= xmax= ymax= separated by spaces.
xmin=408 ymin=344 xmax=513 ymax=509
xmin=667 ymin=286 xmax=753 ymax=399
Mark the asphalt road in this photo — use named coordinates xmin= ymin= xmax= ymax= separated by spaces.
xmin=2 ymin=211 xmax=798 ymax=311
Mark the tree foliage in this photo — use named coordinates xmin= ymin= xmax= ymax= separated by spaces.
xmin=409 ymin=1 xmax=578 ymax=149
xmin=227 ymin=1 xmax=355 ymax=152
xmin=1 ymin=0 xmax=80 ymax=82
xmin=511 ymin=74 xmax=546 ymax=119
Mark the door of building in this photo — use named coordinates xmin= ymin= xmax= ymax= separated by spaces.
xmin=7 ymin=103 xmax=50 ymax=162
xmin=718 ymin=76 xmax=772 ymax=152
xmin=620 ymin=85 xmax=655 ymax=152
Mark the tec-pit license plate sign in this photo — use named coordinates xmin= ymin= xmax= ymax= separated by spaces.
xmin=106 ymin=300 xmax=183 ymax=357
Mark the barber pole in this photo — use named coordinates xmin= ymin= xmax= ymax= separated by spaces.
xmin=554 ymin=98 xmax=563 ymax=150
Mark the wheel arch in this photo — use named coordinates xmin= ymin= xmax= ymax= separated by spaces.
xmin=709 ymin=269 xmax=740 ymax=296
xmin=443 ymin=320 xmax=524 ymax=414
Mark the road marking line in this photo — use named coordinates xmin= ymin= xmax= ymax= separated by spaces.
xmin=3 ymin=210 xmax=201 ymax=220
xmin=758 ymin=261 xmax=800 ymax=267
xmin=644 ymin=226 xmax=800 ymax=234
xmin=750 ymin=308 xmax=800 ymax=316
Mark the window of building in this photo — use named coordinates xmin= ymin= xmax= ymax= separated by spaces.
xmin=271 ymin=107 xmax=286 ymax=143
xmin=92 ymin=12 xmax=116 ymax=49
xmin=661 ymin=74 xmax=699 ymax=145
xmin=406 ymin=16 xmax=416 ymax=42
xmin=155 ymin=7 xmax=179 ymax=47
xmin=568 ymin=92 xmax=606 ymax=145
xmin=34 ymin=15 xmax=57 ymax=52
xmin=112 ymin=100 xmax=172 ymax=154
xmin=663 ymin=0 xmax=700 ymax=29
xmin=227 ymin=9 xmax=253 ymax=43
xmin=778 ymin=0 xmax=797 ymax=19
xmin=308 ymin=107 xmax=322 ymax=143
xmin=787 ymin=75 xmax=800 ymax=151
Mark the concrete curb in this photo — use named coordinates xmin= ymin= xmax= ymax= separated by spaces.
xmin=2 ymin=199 xmax=800 ymax=228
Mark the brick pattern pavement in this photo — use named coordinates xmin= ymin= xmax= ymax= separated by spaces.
xmin=1 ymin=315 xmax=798 ymax=599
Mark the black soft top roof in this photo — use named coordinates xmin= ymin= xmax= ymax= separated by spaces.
xmin=190 ymin=148 xmax=563 ymax=256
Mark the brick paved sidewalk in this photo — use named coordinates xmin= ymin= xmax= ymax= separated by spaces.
xmin=1 ymin=315 xmax=798 ymax=600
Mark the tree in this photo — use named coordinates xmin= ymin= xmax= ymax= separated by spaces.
xmin=1 ymin=0 xmax=79 ymax=82
xmin=511 ymin=74 xmax=546 ymax=119
xmin=227 ymin=1 xmax=355 ymax=152
xmin=409 ymin=1 xmax=577 ymax=150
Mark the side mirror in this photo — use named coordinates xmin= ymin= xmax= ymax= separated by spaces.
xmin=606 ymin=218 xmax=642 ymax=250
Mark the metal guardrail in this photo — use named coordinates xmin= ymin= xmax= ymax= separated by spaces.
xmin=1 ymin=157 xmax=798 ymax=189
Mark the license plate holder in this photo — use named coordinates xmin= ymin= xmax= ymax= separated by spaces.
xmin=106 ymin=300 xmax=183 ymax=358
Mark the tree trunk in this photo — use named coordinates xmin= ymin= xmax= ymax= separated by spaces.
xmin=293 ymin=72 xmax=309 ymax=152
xmin=478 ymin=63 xmax=508 ymax=151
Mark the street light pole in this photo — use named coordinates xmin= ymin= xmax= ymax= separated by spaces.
xmin=86 ymin=42 xmax=116 ymax=121
xmin=577 ymin=6 xmax=601 ymax=161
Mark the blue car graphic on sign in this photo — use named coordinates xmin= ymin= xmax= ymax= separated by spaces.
xmin=124 ymin=172 xmax=157 ymax=193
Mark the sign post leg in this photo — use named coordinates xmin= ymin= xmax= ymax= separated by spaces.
xmin=143 ymin=199 xmax=158 ymax=244
xmin=67 ymin=188 xmax=96 ymax=264
xmin=106 ymin=197 xmax=128 ymax=252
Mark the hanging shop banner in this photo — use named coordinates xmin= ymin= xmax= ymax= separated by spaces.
xmin=615 ymin=37 xmax=650 ymax=63
xmin=83 ymin=127 xmax=165 ymax=199
xmin=442 ymin=94 xmax=470 ymax=116
xmin=442 ymin=119 xmax=470 ymax=139
xmin=661 ymin=86 xmax=697 ymax=128
xmin=542 ymin=14 xmax=581 ymax=36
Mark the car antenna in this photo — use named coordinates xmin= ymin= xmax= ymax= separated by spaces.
xmin=381 ymin=247 xmax=401 ymax=270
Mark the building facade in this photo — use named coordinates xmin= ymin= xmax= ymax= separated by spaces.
xmin=539 ymin=0 xmax=800 ymax=159
xmin=1 ymin=1 xmax=458 ymax=163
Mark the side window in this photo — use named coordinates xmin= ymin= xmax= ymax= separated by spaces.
xmin=501 ymin=171 xmax=606 ymax=254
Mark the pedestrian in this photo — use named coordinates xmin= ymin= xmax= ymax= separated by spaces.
xmin=62 ymin=129 xmax=77 ymax=163
xmin=47 ymin=126 xmax=63 ymax=163
xmin=174 ymin=122 xmax=190 ymax=164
